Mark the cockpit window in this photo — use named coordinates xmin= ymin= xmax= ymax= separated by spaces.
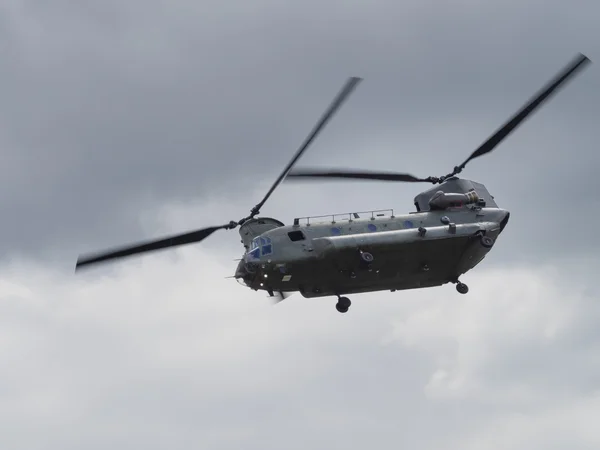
xmin=261 ymin=237 xmax=272 ymax=255
xmin=247 ymin=236 xmax=273 ymax=257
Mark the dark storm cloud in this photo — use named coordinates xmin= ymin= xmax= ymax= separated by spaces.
xmin=0 ymin=0 xmax=598 ymax=264
xmin=1 ymin=4 xmax=600 ymax=448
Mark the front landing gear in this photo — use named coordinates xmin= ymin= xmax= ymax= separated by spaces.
xmin=336 ymin=296 xmax=351 ymax=313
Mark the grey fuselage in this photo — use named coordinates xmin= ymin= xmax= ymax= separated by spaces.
xmin=234 ymin=178 xmax=510 ymax=299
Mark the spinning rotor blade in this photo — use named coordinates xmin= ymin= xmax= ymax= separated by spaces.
xmin=286 ymin=168 xmax=433 ymax=183
xmin=75 ymin=77 xmax=362 ymax=271
xmin=453 ymin=52 xmax=590 ymax=175
xmin=286 ymin=53 xmax=591 ymax=185
xmin=248 ymin=76 xmax=362 ymax=216
xmin=75 ymin=223 xmax=234 ymax=270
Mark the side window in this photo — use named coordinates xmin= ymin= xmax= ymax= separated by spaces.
xmin=288 ymin=230 xmax=305 ymax=242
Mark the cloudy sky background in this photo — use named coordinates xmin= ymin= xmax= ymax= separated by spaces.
xmin=1 ymin=0 xmax=600 ymax=448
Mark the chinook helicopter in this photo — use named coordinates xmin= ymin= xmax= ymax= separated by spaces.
xmin=76 ymin=53 xmax=590 ymax=313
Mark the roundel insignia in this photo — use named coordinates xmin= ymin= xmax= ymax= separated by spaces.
xmin=367 ymin=223 xmax=377 ymax=232
xmin=403 ymin=220 xmax=414 ymax=229
xmin=331 ymin=227 xmax=341 ymax=236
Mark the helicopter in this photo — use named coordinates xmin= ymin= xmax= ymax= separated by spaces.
xmin=76 ymin=52 xmax=591 ymax=313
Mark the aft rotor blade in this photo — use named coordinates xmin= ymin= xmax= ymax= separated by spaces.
xmin=286 ymin=168 xmax=433 ymax=183
xmin=249 ymin=77 xmax=362 ymax=216
xmin=457 ymin=53 xmax=591 ymax=171
xmin=75 ymin=224 xmax=230 ymax=270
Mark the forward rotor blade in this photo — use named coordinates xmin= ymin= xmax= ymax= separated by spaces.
xmin=457 ymin=53 xmax=591 ymax=171
xmin=249 ymin=76 xmax=362 ymax=216
xmin=75 ymin=224 xmax=230 ymax=270
xmin=286 ymin=168 xmax=432 ymax=183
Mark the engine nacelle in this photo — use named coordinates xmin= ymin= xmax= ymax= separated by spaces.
xmin=428 ymin=190 xmax=480 ymax=210
xmin=413 ymin=177 xmax=497 ymax=212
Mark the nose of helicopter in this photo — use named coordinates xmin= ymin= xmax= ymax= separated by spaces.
xmin=234 ymin=256 xmax=260 ymax=286
xmin=499 ymin=210 xmax=510 ymax=234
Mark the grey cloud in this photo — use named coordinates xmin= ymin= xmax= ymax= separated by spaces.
xmin=1 ymin=0 xmax=599 ymax=265
xmin=2 ymin=249 xmax=600 ymax=449
xmin=2 ymin=3 xmax=600 ymax=449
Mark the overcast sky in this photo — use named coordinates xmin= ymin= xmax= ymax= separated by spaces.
xmin=1 ymin=1 xmax=600 ymax=449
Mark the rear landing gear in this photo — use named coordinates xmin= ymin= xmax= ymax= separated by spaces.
xmin=456 ymin=282 xmax=469 ymax=294
xmin=450 ymin=278 xmax=469 ymax=294
xmin=336 ymin=296 xmax=351 ymax=313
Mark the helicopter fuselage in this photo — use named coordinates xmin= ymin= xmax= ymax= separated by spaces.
xmin=234 ymin=189 xmax=510 ymax=299
xmin=73 ymin=54 xmax=588 ymax=314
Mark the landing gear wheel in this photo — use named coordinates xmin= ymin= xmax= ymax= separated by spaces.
xmin=456 ymin=282 xmax=469 ymax=294
xmin=480 ymin=235 xmax=494 ymax=248
xmin=360 ymin=251 xmax=374 ymax=263
xmin=336 ymin=296 xmax=351 ymax=313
